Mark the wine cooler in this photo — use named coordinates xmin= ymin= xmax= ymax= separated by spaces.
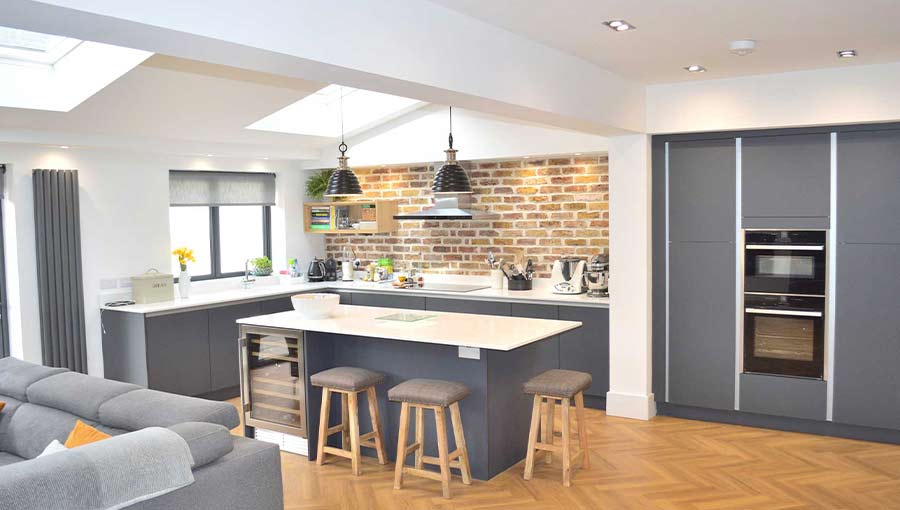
xmin=239 ymin=325 xmax=307 ymax=438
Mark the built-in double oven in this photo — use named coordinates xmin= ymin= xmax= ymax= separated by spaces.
xmin=743 ymin=230 xmax=826 ymax=379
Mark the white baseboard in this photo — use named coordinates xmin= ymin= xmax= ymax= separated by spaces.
xmin=605 ymin=390 xmax=657 ymax=421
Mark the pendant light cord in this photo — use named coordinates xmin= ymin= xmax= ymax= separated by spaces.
xmin=339 ymin=87 xmax=347 ymax=155
xmin=448 ymin=106 xmax=454 ymax=149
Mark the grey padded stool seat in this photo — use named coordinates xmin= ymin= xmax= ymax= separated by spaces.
xmin=389 ymin=378 xmax=472 ymax=499
xmin=311 ymin=367 xmax=387 ymax=475
xmin=522 ymin=369 xmax=592 ymax=487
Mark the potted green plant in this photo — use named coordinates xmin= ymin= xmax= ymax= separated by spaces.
xmin=305 ymin=169 xmax=334 ymax=200
xmin=251 ymin=256 xmax=273 ymax=276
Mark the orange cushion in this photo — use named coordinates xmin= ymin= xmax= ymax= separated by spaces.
xmin=64 ymin=420 xmax=111 ymax=448
xmin=0 ymin=401 xmax=5 ymax=412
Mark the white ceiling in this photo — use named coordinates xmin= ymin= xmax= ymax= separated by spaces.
xmin=0 ymin=55 xmax=335 ymax=159
xmin=429 ymin=0 xmax=900 ymax=84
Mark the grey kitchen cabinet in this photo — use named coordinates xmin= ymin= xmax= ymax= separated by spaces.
xmin=558 ymin=306 xmax=609 ymax=397
xmin=208 ymin=302 xmax=260 ymax=393
xmin=739 ymin=373 xmax=826 ymax=421
xmin=667 ymin=241 xmax=736 ymax=410
xmin=510 ymin=303 xmax=558 ymax=320
xmin=145 ymin=310 xmax=212 ymax=397
xmin=350 ymin=292 xmax=425 ymax=310
xmin=833 ymin=243 xmax=900 ymax=430
xmin=837 ymin=129 xmax=900 ymax=244
xmin=741 ymin=133 xmax=831 ymax=220
xmin=259 ymin=295 xmax=294 ymax=314
xmin=668 ymin=138 xmax=736 ymax=243
xmin=426 ymin=297 xmax=511 ymax=316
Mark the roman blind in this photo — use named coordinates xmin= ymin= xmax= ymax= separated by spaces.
xmin=169 ymin=170 xmax=276 ymax=206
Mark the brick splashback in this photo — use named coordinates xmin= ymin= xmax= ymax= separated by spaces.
xmin=323 ymin=154 xmax=608 ymax=278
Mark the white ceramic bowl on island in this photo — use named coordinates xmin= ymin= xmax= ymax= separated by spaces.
xmin=291 ymin=293 xmax=339 ymax=319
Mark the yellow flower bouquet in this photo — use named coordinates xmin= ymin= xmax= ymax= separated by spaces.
xmin=172 ymin=246 xmax=196 ymax=272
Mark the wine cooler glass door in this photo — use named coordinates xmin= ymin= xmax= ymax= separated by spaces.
xmin=241 ymin=327 xmax=306 ymax=437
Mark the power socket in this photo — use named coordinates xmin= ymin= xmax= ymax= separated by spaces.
xmin=458 ymin=346 xmax=481 ymax=360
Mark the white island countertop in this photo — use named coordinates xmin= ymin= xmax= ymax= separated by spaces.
xmin=237 ymin=304 xmax=582 ymax=351
xmin=101 ymin=276 xmax=609 ymax=316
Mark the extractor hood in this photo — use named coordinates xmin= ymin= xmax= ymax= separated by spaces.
xmin=393 ymin=194 xmax=499 ymax=220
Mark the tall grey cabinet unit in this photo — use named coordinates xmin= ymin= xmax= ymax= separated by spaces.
xmin=741 ymin=133 xmax=831 ymax=226
xmin=665 ymin=138 xmax=737 ymax=410
xmin=833 ymin=128 xmax=900 ymax=430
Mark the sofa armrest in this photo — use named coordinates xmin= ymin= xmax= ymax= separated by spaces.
xmin=168 ymin=422 xmax=233 ymax=468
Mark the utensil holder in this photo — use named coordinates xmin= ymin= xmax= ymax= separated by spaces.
xmin=491 ymin=269 xmax=504 ymax=289
xmin=507 ymin=279 xmax=533 ymax=291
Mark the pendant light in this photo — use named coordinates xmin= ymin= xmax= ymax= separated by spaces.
xmin=432 ymin=106 xmax=473 ymax=194
xmin=324 ymin=87 xmax=363 ymax=197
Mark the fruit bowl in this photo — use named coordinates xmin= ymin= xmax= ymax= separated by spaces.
xmin=291 ymin=293 xmax=339 ymax=319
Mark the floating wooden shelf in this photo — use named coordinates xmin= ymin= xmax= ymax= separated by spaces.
xmin=303 ymin=200 xmax=398 ymax=234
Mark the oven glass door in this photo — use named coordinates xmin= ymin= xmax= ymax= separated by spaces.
xmin=744 ymin=304 xmax=824 ymax=379
xmin=744 ymin=246 xmax=825 ymax=295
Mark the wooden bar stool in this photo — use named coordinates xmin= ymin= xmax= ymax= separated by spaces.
xmin=389 ymin=378 xmax=472 ymax=499
xmin=311 ymin=367 xmax=388 ymax=475
xmin=522 ymin=369 xmax=592 ymax=487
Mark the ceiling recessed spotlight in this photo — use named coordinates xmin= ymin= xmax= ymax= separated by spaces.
xmin=59 ymin=145 xmax=69 ymax=149
xmin=684 ymin=65 xmax=707 ymax=73
xmin=837 ymin=49 xmax=857 ymax=58
xmin=729 ymin=39 xmax=756 ymax=56
xmin=263 ymin=157 xmax=269 ymax=160
xmin=206 ymin=153 xmax=214 ymax=157
xmin=603 ymin=20 xmax=635 ymax=32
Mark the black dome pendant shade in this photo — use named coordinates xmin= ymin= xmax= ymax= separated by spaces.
xmin=324 ymin=142 xmax=362 ymax=197
xmin=432 ymin=107 xmax=473 ymax=194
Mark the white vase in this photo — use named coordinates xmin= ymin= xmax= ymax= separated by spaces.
xmin=179 ymin=270 xmax=191 ymax=299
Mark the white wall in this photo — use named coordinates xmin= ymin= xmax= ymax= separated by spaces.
xmin=1 ymin=143 xmax=322 ymax=375
xmin=646 ymin=62 xmax=900 ymax=134
xmin=304 ymin=106 xmax=608 ymax=168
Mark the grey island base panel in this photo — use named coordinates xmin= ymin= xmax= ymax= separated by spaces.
xmin=301 ymin=331 xmax=559 ymax=481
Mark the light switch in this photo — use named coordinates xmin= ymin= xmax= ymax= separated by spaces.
xmin=458 ymin=346 xmax=481 ymax=360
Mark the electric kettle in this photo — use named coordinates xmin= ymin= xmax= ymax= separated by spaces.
xmin=307 ymin=257 xmax=326 ymax=282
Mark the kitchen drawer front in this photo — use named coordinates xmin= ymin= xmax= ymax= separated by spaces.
xmin=740 ymin=373 xmax=826 ymax=421
xmin=350 ymin=292 xmax=425 ymax=310
xmin=426 ymin=297 xmax=510 ymax=317
xmin=209 ymin=302 xmax=260 ymax=393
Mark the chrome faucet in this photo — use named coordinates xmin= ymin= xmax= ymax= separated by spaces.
xmin=242 ymin=259 xmax=256 ymax=289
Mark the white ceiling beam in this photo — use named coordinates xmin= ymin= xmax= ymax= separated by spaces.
xmin=2 ymin=0 xmax=645 ymax=135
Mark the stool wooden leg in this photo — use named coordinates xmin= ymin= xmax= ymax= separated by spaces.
xmin=435 ymin=406 xmax=452 ymax=499
xmin=316 ymin=388 xmax=331 ymax=466
xmin=366 ymin=387 xmax=388 ymax=465
xmin=449 ymin=402 xmax=472 ymax=485
xmin=523 ymin=394 xmax=542 ymax=480
xmin=414 ymin=406 xmax=425 ymax=469
xmin=393 ymin=402 xmax=410 ymax=490
xmin=543 ymin=398 xmax=556 ymax=464
xmin=341 ymin=392 xmax=350 ymax=451
xmin=561 ymin=398 xmax=572 ymax=487
xmin=348 ymin=391 xmax=362 ymax=476
xmin=574 ymin=392 xmax=590 ymax=470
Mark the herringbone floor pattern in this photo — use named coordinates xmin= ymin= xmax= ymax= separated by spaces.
xmin=228 ymin=399 xmax=900 ymax=509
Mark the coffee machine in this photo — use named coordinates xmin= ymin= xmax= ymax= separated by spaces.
xmin=323 ymin=255 xmax=338 ymax=282
xmin=550 ymin=257 xmax=586 ymax=294
xmin=585 ymin=254 xmax=609 ymax=297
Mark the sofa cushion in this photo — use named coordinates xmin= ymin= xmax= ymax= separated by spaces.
xmin=4 ymin=403 xmax=86 ymax=459
xmin=0 ymin=396 xmax=24 ymax=452
xmin=0 ymin=357 xmax=67 ymax=401
xmin=168 ymin=422 xmax=233 ymax=468
xmin=99 ymin=389 xmax=239 ymax=431
xmin=27 ymin=371 xmax=140 ymax=421
xmin=0 ymin=451 xmax=24 ymax=467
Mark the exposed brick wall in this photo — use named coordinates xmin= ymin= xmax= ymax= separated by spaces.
xmin=323 ymin=154 xmax=608 ymax=278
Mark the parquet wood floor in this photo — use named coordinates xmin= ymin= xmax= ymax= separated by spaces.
xmin=228 ymin=399 xmax=900 ymax=509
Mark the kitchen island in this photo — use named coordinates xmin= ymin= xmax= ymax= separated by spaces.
xmin=237 ymin=304 xmax=581 ymax=480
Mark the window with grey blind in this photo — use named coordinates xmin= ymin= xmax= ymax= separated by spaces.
xmin=169 ymin=171 xmax=274 ymax=280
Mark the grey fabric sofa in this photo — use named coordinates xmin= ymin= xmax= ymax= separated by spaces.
xmin=0 ymin=357 xmax=284 ymax=510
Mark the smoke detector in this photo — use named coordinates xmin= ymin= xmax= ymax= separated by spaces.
xmin=730 ymin=39 xmax=756 ymax=56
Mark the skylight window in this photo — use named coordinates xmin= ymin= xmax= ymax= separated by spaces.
xmin=0 ymin=26 xmax=151 ymax=112
xmin=246 ymin=85 xmax=422 ymax=138
xmin=0 ymin=27 xmax=81 ymax=65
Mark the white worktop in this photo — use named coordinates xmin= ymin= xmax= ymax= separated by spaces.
xmin=100 ymin=275 xmax=609 ymax=316
xmin=237 ymin=304 xmax=582 ymax=351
